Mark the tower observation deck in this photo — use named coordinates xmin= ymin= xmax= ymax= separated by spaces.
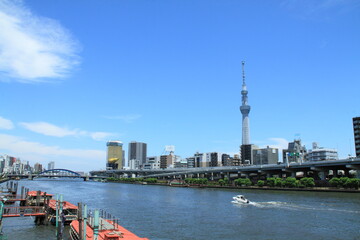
xmin=240 ymin=61 xmax=251 ymax=145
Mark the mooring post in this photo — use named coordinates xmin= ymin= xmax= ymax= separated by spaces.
xmin=36 ymin=190 xmax=41 ymax=206
xmin=77 ymin=203 xmax=83 ymax=240
xmin=93 ymin=209 xmax=99 ymax=240
xmin=55 ymin=194 xmax=59 ymax=238
xmin=20 ymin=186 xmax=24 ymax=199
xmin=57 ymin=194 xmax=63 ymax=240
xmin=83 ymin=204 xmax=87 ymax=240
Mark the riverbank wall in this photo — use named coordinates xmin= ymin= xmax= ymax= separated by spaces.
xmin=107 ymin=180 xmax=360 ymax=193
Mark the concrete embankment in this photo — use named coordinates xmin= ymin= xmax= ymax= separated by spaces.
xmin=107 ymin=180 xmax=360 ymax=193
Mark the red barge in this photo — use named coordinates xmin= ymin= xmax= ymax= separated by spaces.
xmin=70 ymin=217 xmax=149 ymax=240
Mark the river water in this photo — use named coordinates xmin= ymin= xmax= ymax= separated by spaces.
xmin=1 ymin=179 xmax=360 ymax=240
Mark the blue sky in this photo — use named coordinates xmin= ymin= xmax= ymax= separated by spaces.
xmin=0 ymin=0 xmax=359 ymax=172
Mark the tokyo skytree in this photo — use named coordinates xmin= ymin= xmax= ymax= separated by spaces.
xmin=240 ymin=61 xmax=251 ymax=145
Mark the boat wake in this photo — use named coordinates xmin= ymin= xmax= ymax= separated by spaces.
xmin=232 ymin=201 xmax=360 ymax=214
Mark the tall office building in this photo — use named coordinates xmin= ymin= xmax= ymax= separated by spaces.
xmin=353 ymin=117 xmax=360 ymax=157
xmin=128 ymin=141 xmax=147 ymax=166
xmin=48 ymin=161 xmax=55 ymax=170
xmin=106 ymin=141 xmax=123 ymax=170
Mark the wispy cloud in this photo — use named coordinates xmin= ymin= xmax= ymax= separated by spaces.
xmin=0 ymin=0 xmax=80 ymax=82
xmin=19 ymin=122 xmax=78 ymax=137
xmin=0 ymin=116 xmax=14 ymax=130
xmin=19 ymin=121 xmax=114 ymax=141
xmin=0 ymin=133 xmax=105 ymax=170
xmin=104 ymin=114 xmax=142 ymax=123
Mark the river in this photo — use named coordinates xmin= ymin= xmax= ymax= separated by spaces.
xmin=1 ymin=179 xmax=360 ymax=240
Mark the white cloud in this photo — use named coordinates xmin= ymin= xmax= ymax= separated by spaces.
xmin=0 ymin=0 xmax=80 ymax=82
xmin=19 ymin=121 xmax=114 ymax=141
xmin=104 ymin=114 xmax=142 ymax=123
xmin=19 ymin=122 xmax=78 ymax=137
xmin=266 ymin=138 xmax=289 ymax=150
xmin=0 ymin=133 xmax=105 ymax=171
xmin=0 ymin=116 xmax=14 ymax=130
xmin=90 ymin=132 xmax=115 ymax=141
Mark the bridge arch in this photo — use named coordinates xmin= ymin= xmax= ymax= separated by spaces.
xmin=37 ymin=168 xmax=81 ymax=177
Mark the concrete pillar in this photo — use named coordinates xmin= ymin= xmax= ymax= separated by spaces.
xmin=318 ymin=171 xmax=326 ymax=180
xmin=357 ymin=170 xmax=360 ymax=179
xmin=266 ymin=173 xmax=271 ymax=178
xmin=211 ymin=172 xmax=214 ymax=181
xmin=291 ymin=172 xmax=296 ymax=178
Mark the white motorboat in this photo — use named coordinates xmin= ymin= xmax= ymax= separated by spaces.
xmin=232 ymin=195 xmax=250 ymax=204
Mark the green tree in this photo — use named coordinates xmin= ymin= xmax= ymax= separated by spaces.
xmin=257 ymin=180 xmax=264 ymax=187
xmin=283 ymin=177 xmax=297 ymax=188
xmin=300 ymin=177 xmax=315 ymax=188
xmin=329 ymin=177 xmax=341 ymax=187
xmin=218 ymin=179 xmax=225 ymax=186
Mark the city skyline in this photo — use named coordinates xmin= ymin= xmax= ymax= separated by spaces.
xmin=0 ymin=0 xmax=359 ymax=171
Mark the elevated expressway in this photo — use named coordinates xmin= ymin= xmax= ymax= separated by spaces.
xmin=91 ymin=158 xmax=360 ymax=180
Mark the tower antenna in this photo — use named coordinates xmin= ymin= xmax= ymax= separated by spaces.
xmin=242 ymin=61 xmax=246 ymax=84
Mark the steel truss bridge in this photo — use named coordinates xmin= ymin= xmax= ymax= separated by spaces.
xmin=7 ymin=169 xmax=106 ymax=181
xmin=90 ymin=158 xmax=360 ymax=180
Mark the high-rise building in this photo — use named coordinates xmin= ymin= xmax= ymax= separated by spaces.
xmin=106 ymin=141 xmax=123 ymax=170
xmin=48 ymin=161 xmax=55 ymax=170
xmin=353 ymin=117 xmax=360 ymax=157
xmin=128 ymin=141 xmax=147 ymax=167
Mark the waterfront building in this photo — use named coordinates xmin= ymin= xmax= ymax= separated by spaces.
xmin=129 ymin=159 xmax=140 ymax=170
xmin=354 ymin=117 xmax=360 ymax=157
xmin=147 ymin=156 xmax=161 ymax=169
xmin=160 ymin=153 xmax=179 ymax=169
xmin=241 ymin=144 xmax=257 ymax=165
xmin=306 ymin=142 xmax=338 ymax=162
xmin=34 ymin=162 xmax=43 ymax=173
xmin=174 ymin=159 xmax=188 ymax=168
xmin=282 ymin=139 xmax=307 ymax=163
xmin=232 ymin=154 xmax=242 ymax=166
xmin=221 ymin=154 xmax=232 ymax=166
xmin=194 ymin=152 xmax=206 ymax=168
xmin=207 ymin=152 xmax=223 ymax=167
xmin=253 ymin=146 xmax=279 ymax=165
xmin=48 ymin=161 xmax=55 ymax=170
xmin=186 ymin=157 xmax=195 ymax=168
xmin=128 ymin=141 xmax=147 ymax=167
xmin=106 ymin=141 xmax=123 ymax=170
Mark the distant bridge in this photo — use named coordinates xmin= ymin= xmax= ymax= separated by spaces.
xmin=6 ymin=169 xmax=107 ymax=181
xmin=90 ymin=158 xmax=360 ymax=180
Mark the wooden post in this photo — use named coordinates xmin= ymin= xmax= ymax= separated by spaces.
xmin=78 ymin=203 xmax=83 ymax=240
xmin=21 ymin=186 xmax=24 ymax=199
xmin=36 ymin=190 xmax=41 ymax=206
